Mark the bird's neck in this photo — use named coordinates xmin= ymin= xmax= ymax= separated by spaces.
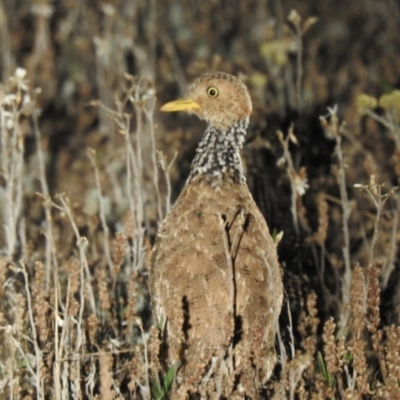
xmin=188 ymin=118 xmax=249 ymax=186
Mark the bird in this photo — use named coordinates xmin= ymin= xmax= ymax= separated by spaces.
xmin=150 ymin=72 xmax=283 ymax=399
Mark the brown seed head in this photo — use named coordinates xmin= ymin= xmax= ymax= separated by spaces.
xmin=161 ymin=72 xmax=252 ymax=131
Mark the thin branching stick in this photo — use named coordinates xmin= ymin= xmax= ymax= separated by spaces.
xmin=55 ymin=195 xmax=96 ymax=313
xmin=20 ymin=260 xmax=44 ymax=400
xmin=144 ymin=95 xmax=163 ymax=222
xmin=321 ymin=106 xmax=352 ymax=330
xmin=87 ymin=148 xmax=114 ymax=273
xmin=33 ymin=114 xmax=53 ymax=292
xmin=158 ymin=150 xmax=177 ymax=217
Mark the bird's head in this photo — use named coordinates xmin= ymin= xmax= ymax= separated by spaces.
xmin=160 ymin=72 xmax=252 ymax=131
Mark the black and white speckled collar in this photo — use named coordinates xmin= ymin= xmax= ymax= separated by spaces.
xmin=187 ymin=118 xmax=249 ymax=188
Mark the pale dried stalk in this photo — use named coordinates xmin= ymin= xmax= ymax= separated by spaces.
xmin=2 ymin=105 xmax=24 ymax=257
xmin=289 ymin=10 xmax=304 ymax=111
xmin=321 ymin=106 xmax=352 ymax=331
xmin=94 ymin=79 xmax=149 ymax=274
xmin=53 ymin=240 xmax=61 ymax=400
xmin=143 ymin=96 xmax=163 ymax=222
xmin=132 ymin=94 xmax=144 ymax=227
xmin=277 ymin=129 xmax=300 ymax=235
xmin=87 ymin=148 xmax=114 ymax=273
xmin=362 ymin=180 xmax=393 ymax=268
xmin=158 ymin=150 xmax=178 ymax=216
xmin=123 ymin=113 xmax=146 ymax=272
xmin=33 ymin=114 xmax=53 ymax=292
xmin=20 ymin=260 xmax=44 ymax=400
xmin=54 ymin=195 xmax=96 ymax=313
xmin=276 ymin=316 xmax=288 ymax=371
xmin=122 ymin=113 xmax=136 ymax=229
xmin=71 ymin=257 xmax=86 ymax=400
xmin=56 ymin=263 xmax=80 ymax=399
xmin=335 ymin=131 xmax=352 ymax=321
xmin=33 ymin=193 xmax=63 ymax=399
xmin=10 ymin=335 xmax=37 ymax=381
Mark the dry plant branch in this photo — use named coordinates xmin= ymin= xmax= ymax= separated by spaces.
xmin=95 ymin=75 xmax=155 ymax=274
xmin=288 ymin=354 xmax=311 ymax=400
xmin=54 ymin=194 xmax=96 ymax=314
xmin=320 ymin=105 xmax=352 ymax=331
xmin=33 ymin=114 xmax=53 ymax=292
xmin=137 ymin=318 xmax=151 ymax=400
xmin=288 ymin=10 xmax=304 ymax=112
xmin=288 ymin=9 xmax=318 ymax=111
xmin=354 ymin=175 xmax=398 ymax=268
xmin=124 ymin=112 xmax=146 ymax=273
xmin=1 ymin=91 xmax=24 ymax=256
xmin=158 ymin=150 xmax=177 ymax=217
xmin=143 ymin=93 xmax=163 ymax=222
xmin=53 ymin=240 xmax=62 ymax=400
xmin=87 ymin=147 xmax=114 ymax=274
xmin=0 ymin=67 xmax=41 ymax=259
xmin=277 ymin=126 xmax=309 ymax=235
xmin=20 ymin=260 xmax=44 ymax=400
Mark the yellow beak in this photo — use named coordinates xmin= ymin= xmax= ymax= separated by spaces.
xmin=160 ymin=98 xmax=201 ymax=112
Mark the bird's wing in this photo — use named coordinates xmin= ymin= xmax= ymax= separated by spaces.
xmin=228 ymin=186 xmax=283 ymax=383
xmin=150 ymin=182 xmax=235 ymax=365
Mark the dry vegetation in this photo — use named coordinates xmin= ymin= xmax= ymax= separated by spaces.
xmin=1 ymin=0 xmax=400 ymax=399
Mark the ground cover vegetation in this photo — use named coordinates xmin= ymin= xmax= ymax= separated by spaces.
xmin=1 ymin=0 xmax=400 ymax=398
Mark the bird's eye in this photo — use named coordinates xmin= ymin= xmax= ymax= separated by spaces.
xmin=207 ymin=86 xmax=219 ymax=98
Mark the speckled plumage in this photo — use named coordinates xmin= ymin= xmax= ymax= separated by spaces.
xmin=188 ymin=118 xmax=248 ymax=186
xmin=150 ymin=72 xmax=283 ymax=398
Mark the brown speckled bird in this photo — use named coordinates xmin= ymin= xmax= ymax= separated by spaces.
xmin=150 ymin=72 xmax=283 ymax=398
